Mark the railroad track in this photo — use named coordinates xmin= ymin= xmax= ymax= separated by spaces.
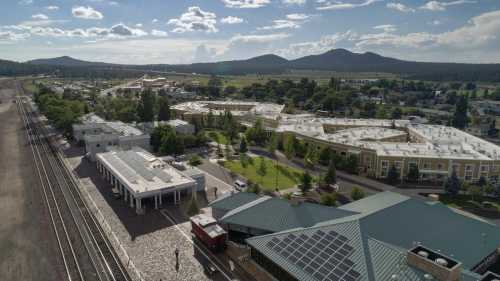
xmin=16 ymin=84 xmax=131 ymax=281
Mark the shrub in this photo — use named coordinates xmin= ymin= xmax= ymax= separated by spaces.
xmin=351 ymin=186 xmax=365 ymax=201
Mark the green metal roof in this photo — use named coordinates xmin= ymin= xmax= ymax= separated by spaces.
xmin=220 ymin=197 xmax=358 ymax=233
xmin=246 ymin=191 xmax=500 ymax=281
xmin=208 ymin=192 xmax=260 ymax=212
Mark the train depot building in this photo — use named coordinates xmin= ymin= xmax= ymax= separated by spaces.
xmin=210 ymin=191 xmax=500 ymax=281
xmin=96 ymin=147 xmax=204 ymax=214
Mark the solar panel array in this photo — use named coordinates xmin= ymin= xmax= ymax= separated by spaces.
xmin=102 ymin=153 xmax=139 ymax=183
xmin=266 ymin=229 xmax=361 ymax=281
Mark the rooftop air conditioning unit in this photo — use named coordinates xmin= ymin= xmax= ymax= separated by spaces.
xmin=407 ymin=246 xmax=461 ymax=281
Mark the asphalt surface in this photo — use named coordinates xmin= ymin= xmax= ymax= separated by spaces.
xmin=0 ymin=79 xmax=63 ymax=281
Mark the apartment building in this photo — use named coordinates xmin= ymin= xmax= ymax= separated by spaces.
xmin=171 ymin=101 xmax=500 ymax=184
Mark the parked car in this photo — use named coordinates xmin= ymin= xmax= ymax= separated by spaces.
xmin=234 ymin=180 xmax=247 ymax=191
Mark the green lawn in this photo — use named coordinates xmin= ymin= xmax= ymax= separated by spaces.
xmin=221 ymin=157 xmax=307 ymax=191
xmin=206 ymin=130 xmax=230 ymax=145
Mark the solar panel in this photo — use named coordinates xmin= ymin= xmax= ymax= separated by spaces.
xmin=267 ymin=229 xmax=361 ymax=281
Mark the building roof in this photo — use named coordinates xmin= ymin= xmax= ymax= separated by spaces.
xmin=219 ymin=196 xmax=358 ymax=233
xmin=246 ymin=192 xmax=500 ymax=281
xmin=209 ymin=192 xmax=261 ymax=212
xmin=96 ymin=147 xmax=196 ymax=197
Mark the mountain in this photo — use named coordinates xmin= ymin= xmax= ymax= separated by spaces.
xmin=3 ymin=49 xmax=500 ymax=81
xmin=28 ymin=56 xmax=113 ymax=67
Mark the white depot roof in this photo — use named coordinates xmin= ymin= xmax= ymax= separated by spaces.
xmin=97 ymin=147 xmax=196 ymax=197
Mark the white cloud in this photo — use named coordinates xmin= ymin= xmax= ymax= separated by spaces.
xmin=2 ymin=23 xmax=148 ymax=39
xmin=386 ymin=2 xmax=415 ymax=13
xmin=0 ymin=30 xmax=30 ymax=42
xmin=354 ymin=10 xmax=500 ymax=49
xmin=18 ymin=0 xmax=33 ymax=5
xmin=152 ymin=19 xmax=158 ymax=23
xmin=258 ymin=13 xmax=311 ymax=30
xmin=373 ymin=24 xmax=397 ymax=33
xmin=317 ymin=0 xmax=382 ymax=11
xmin=258 ymin=20 xmax=301 ymax=30
xmin=151 ymin=29 xmax=168 ymax=37
xmin=221 ymin=16 xmax=244 ymax=24
xmin=276 ymin=31 xmax=356 ymax=57
xmin=72 ymin=6 xmax=104 ymax=20
xmin=420 ymin=0 xmax=476 ymax=12
xmin=221 ymin=0 xmax=270 ymax=8
xmin=430 ymin=20 xmax=442 ymax=25
xmin=230 ymin=33 xmax=290 ymax=43
xmin=194 ymin=44 xmax=218 ymax=62
xmin=45 ymin=6 xmax=59 ymax=11
xmin=168 ymin=6 xmax=217 ymax=33
xmin=286 ymin=13 xmax=311 ymax=20
xmin=283 ymin=0 xmax=306 ymax=5
xmin=135 ymin=23 xmax=143 ymax=28
xmin=109 ymin=23 xmax=148 ymax=37
xmin=32 ymin=14 xmax=49 ymax=20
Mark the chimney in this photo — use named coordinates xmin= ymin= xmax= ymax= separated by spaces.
xmin=407 ymin=246 xmax=462 ymax=281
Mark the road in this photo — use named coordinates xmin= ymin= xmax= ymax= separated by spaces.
xmin=0 ymin=79 xmax=62 ymax=280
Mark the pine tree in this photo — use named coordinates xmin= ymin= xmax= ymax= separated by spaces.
xmin=157 ymin=96 xmax=171 ymax=121
xmin=239 ymin=136 xmax=248 ymax=153
xmin=324 ymin=161 xmax=337 ymax=185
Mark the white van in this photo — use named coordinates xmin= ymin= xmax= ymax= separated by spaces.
xmin=234 ymin=180 xmax=247 ymax=191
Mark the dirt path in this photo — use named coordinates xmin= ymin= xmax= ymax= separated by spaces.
xmin=0 ymin=79 xmax=63 ymax=281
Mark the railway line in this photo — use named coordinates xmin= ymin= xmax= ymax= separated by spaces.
xmin=16 ymin=82 xmax=131 ymax=281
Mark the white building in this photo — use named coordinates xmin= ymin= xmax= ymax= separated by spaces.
xmin=73 ymin=113 xmax=150 ymax=161
xmin=96 ymin=147 xmax=205 ymax=214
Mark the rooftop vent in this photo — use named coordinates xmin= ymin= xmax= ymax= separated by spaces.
xmin=407 ymin=245 xmax=461 ymax=281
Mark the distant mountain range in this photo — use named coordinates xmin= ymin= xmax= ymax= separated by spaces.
xmin=1 ymin=49 xmax=499 ymax=81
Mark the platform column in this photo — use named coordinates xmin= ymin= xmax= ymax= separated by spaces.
xmin=154 ymin=196 xmax=158 ymax=209
xmin=136 ymin=198 xmax=141 ymax=214
xmin=130 ymin=193 xmax=134 ymax=208
xmin=159 ymin=193 xmax=162 ymax=206
xmin=123 ymin=189 xmax=127 ymax=202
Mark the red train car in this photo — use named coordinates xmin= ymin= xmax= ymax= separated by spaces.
xmin=190 ymin=214 xmax=227 ymax=252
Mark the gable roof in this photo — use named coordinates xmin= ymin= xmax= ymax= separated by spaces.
xmin=246 ymin=192 xmax=500 ymax=281
xmin=209 ymin=192 xmax=261 ymax=212
xmin=220 ymin=197 xmax=358 ymax=233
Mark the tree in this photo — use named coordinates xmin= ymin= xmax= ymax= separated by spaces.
xmin=157 ymin=96 xmax=171 ymax=121
xmin=137 ymin=89 xmax=156 ymax=122
xmin=186 ymin=196 xmax=200 ymax=216
xmin=494 ymin=182 xmax=500 ymax=199
xmin=387 ymin=165 xmax=400 ymax=185
xmin=239 ymin=136 xmax=248 ymax=153
xmin=188 ymin=155 xmax=202 ymax=166
xmin=488 ymin=119 xmax=498 ymax=137
xmin=452 ymin=95 xmax=468 ymax=129
xmin=299 ymin=172 xmax=313 ymax=194
xmin=468 ymin=185 xmax=483 ymax=202
xmin=407 ymin=164 xmax=419 ymax=183
xmin=320 ymin=193 xmax=338 ymax=206
xmin=324 ymin=161 xmax=337 ymax=185
xmin=478 ymin=176 xmax=487 ymax=187
xmin=246 ymin=183 xmax=261 ymax=195
xmin=344 ymin=154 xmax=359 ymax=175
xmin=351 ymin=187 xmax=365 ymax=201
xmin=257 ymin=157 xmax=267 ymax=184
xmin=444 ymin=170 xmax=460 ymax=196
xmin=391 ymin=107 xmax=403 ymax=119
xmin=284 ymin=134 xmax=296 ymax=160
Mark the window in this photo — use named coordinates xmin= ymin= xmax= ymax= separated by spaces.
xmin=437 ymin=163 xmax=444 ymax=170
xmin=96 ymin=144 xmax=100 ymax=147
xmin=465 ymin=164 xmax=474 ymax=181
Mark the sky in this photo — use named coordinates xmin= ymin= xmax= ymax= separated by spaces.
xmin=1 ymin=0 xmax=500 ymax=64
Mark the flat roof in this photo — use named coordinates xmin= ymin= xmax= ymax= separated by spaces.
xmin=97 ymin=147 xmax=196 ymax=197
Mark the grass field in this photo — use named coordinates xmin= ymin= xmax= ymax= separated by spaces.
xmin=22 ymin=80 xmax=39 ymax=94
xmin=221 ymin=156 xmax=307 ymax=191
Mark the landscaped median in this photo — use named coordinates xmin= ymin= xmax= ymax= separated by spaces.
xmin=220 ymin=156 xmax=309 ymax=192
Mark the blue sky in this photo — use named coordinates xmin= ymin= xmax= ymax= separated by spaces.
xmin=1 ymin=0 xmax=500 ymax=64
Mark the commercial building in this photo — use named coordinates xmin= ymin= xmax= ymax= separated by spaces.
xmin=172 ymin=101 xmax=500 ymax=184
xmin=95 ymin=147 xmax=204 ymax=214
xmin=214 ymin=192 xmax=500 ymax=281
xmin=72 ymin=113 xmax=150 ymax=161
